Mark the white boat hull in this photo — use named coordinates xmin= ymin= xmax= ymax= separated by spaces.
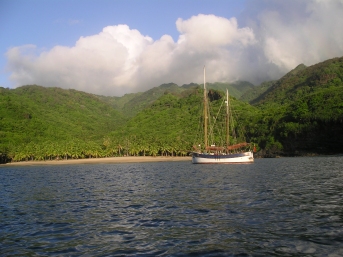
xmin=192 ymin=151 xmax=254 ymax=164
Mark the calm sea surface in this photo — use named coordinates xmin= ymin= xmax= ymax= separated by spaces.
xmin=1 ymin=157 xmax=343 ymax=256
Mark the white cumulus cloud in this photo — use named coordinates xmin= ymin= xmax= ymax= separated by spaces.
xmin=242 ymin=0 xmax=343 ymax=71
xmin=6 ymin=0 xmax=343 ymax=96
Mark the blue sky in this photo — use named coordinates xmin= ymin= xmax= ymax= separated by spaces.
xmin=1 ymin=0 xmax=343 ymax=96
xmin=1 ymin=0 xmax=245 ymax=46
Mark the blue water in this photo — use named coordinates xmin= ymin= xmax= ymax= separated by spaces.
xmin=1 ymin=157 xmax=343 ymax=256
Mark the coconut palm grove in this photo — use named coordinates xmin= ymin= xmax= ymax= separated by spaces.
xmin=1 ymin=57 xmax=343 ymax=163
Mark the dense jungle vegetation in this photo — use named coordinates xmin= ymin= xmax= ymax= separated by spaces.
xmin=1 ymin=56 xmax=342 ymax=163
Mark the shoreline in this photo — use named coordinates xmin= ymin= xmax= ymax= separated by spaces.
xmin=1 ymin=156 xmax=192 ymax=167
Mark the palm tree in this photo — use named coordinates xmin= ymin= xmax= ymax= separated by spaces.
xmin=149 ymin=144 xmax=158 ymax=157
xmin=159 ymin=142 xmax=168 ymax=156
xmin=85 ymin=147 xmax=93 ymax=158
xmin=103 ymin=137 xmax=111 ymax=149
xmin=117 ymin=144 xmax=123 ymax=156
xmin=130 ymin=142 xmax=139 ymax=156
xmin=140 ymin=142 xmax=149 ymax=156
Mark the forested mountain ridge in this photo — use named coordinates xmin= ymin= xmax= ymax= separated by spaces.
xmin=203 ymin=81 xmax=254 ymax=99
xmin=0 ymin=84 xmax=258 ymax=162
xmin=239 ymin=80 xmax=276 ymax=103
xmin=97 ymin=92 xmax=142 ymax=112
xmin=252 ymin=58 xmax=342 ymax=105
xmin=1 ymin=56 xmax=343 ymax=163
xmin=250 ymin=57 xmax=343 ymax=156
xmin=120 ymin=83 xmax=185 ymax=117
xmin=108 ymin=88 xmax=260 ymax=157
xmin=0 ymin=85 xmax=124 ymax=162
xmin=95 ymin=81 xmax=254 ymax=118
xmin=240 ymin=64 xmax=307 ymax=104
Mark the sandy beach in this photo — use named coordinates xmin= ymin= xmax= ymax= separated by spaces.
xmin=2 ymin=156 xmax=191 ymax=166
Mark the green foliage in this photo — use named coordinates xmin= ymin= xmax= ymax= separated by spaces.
xmin=108 ymin=88 xmax=261 ymax=157
xmin=0 ymin=85 xmax=124 ymax=162
xmin=1 ymin=56 xmax=343 ymax=163
xmin=240 ymin=80 xmax=276 ymax=103
xmin=108 ymin=89 xmax=203 ymax=157
xmin=96 ymin=92 xmax=142 ymax=111
xmin=250 ymin=57 xmax=343 ymax=155
xmin=96 ymin=81 xmax=254 ymax=118
xmin=252 ymin=57 xmax=343 ymax=106
xmin=206 ymin=81 xmax=254 ymax=99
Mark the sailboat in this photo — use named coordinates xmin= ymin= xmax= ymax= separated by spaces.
xmin=192 ymin=67 xmax=254 ymax=164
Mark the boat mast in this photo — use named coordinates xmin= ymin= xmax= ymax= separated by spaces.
xmin=203 ymin=66 xmax=208 ymax=150
xmin=226 ymin=89 xmax=229 ymax=153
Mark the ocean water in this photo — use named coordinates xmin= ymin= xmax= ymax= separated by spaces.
xmin=1 ymin=156 xmax=343 ymax=256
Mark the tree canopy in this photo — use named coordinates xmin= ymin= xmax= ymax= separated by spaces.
xmin=1 ymin=56 xmax=343 ymax=163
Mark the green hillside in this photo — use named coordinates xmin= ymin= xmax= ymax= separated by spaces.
xmin=205 ymin=81 xmax=254 ymax=99
xmin=1 ymin=56 xmax=343 ymax=163
xmin=252 ymin=59 xmax=340 ymax=105
xmin=96 ymin=92 xmax=142 ymax=111
xmin=0 ymin=85 xmax=124 ymax=162
xmin=107 ymin=87 xmax=260 ymax=157
xmin=240 ymin=80 xmax=276 ymax=103
xmin=251 ymin=57 xmax=343 ymax=156
xmin=96 ymin=81 xmax=253 ymax=118
xmin=121 ymin=83 xmax=185 ymax=117
xmin=240 ymin=64 xmax=307 ymax=104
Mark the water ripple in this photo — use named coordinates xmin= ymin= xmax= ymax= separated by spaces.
xmin=1 ymin=157 xmax=343 ymax=256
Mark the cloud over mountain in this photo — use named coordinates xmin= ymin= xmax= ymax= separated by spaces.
xmin=6 ymin=0 xmax=343 ymax=96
